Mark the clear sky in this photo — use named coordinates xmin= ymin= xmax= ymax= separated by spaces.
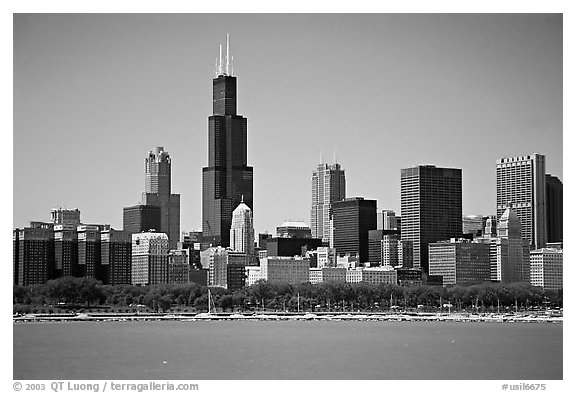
xmin=13 ymin=13 xmax=563 ymax=236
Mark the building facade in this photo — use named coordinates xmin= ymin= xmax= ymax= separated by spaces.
xmin=229 ymin=199 xmax=254 ymax=255
xmin=400 ymin=165 xmax=463 ymax=273
xmin=202 ymin=36 xmax=253 ymax=248
xmin=529 ymin=248 xmax=563 ymax=291
xmin=260 ymin=257 xmax=310 ymax=285
xmin=496 ymin=154 xmax=547 ymax=249
xmin=131 ymin=232 xmax=169 ymax=285
xmin=141 ymin=147 xmax=181 ymax=249
xmin=545 ymin=174 xmax=563 ymax=243
xmin=77 ymin=225 xmax=103 ymax=280
xmin=310 ymin=162 xmax=346 ymax=243
xmin=276 ymin=221 xmax=312 ymax=239
xmin=168 ymin=249 xmax=189 ymax=284
xmin=53 ymin=224 xmax=79 ymax=278
xmin=123 ymin=204 xmax=161 ymax=235
xmin=15 ymin=227 xmax=55 ymax=286
xmin=101 ymin=229 xmax=132 ymax=285
xmin=428 ymin=239 xmax=492 ymax=286
xmin=333 ymin=197 xmax=377 ymax=263
xmin=50 ymin=208 xmax=81 ymax=226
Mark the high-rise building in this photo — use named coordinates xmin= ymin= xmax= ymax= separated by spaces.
xmin=77 ymin=225 xmax=103 ymax=280
xmin=53 ymin=224 xmax=79 ymax=278
xmin=530 ymin=248 xmax=562 ymax=291
xmin=101 ymin=229 xmax=132 ymax=285
xmin=15 ymin=227 xmax=55 ymax=286
xmin=50 ymin=208 xmax=81 ymax=226
xmin=131 ymin=232 xmax=169 ymax=285
xmin=496 ymin=154 xmax=547 ymax=249
xmin=229 ymin=198 xmax=254 ymax=255
xmin=332 ymin=197 xmax=377 ymax=263
xmin=123 ymin=204 xmax=161 ymax=235
xmin=400 ymin=165 xmax=463 ymax=273
xmin=142 ymin=147 xmax=181 ymax=249
xmin=545 ymin=174 xmax=563 ymax=243
xmin=202 ymin=35 xmax=253 ymax=247
xmin=428 ymin=238 xmax=492 ymax=286
xmin=203 ymin=246 xmax=247 ymax=290
xmin=310 ymin=162 xmax=346 ymax=243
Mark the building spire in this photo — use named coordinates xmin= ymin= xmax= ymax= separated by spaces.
xmin=219 ymin=44 xmax=223 ymax=75
xmin=226 ymin=33 xmax=230 ymax=75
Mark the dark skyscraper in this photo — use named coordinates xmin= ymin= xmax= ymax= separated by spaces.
xmin=545 ymin=174 xmax=563 ymax=243
xmin=401 ymin=165 xmax=463 ymax=273
xmin=332 ymin=197 xmax=377 ymax=263
xmin=202 ymin=35 xmax=253 ymax=247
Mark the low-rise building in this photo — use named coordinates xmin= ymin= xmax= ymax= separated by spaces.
xmin=530 ymin=248 xmax=563 ymax=291
xmin=260 ymin=256 xmax=310 ymax=285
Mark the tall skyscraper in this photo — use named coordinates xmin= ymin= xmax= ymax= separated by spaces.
xmin=332 ymin=197 xmax=377 ymax=263
xmin=230 ymin=198 xmax=254 ymax=255
xmin=496 ymin=154 xmax=547 ymax=249
xmin=101 ymin=229 xmax=132 ymax=285
xmin=202 ymin=35 xmax=253 ymax=247
xmin=401 ymin=165 xmax=462 ymax=273
xmin=310 ymin=162 xmax=346 ymax=243
xmin=545 ymin=174 xmax=563 ymax=243
xmin=142 ymin=147 xmax=181 ymax=249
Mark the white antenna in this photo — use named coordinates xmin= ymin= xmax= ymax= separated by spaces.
xmin=214 ymin=58 xmax=218 ymax=77
xmin=218 ymin=44 xmax=223 ymax=75
xmin=226 ymin=33 xmax=230 ymax=75
xmin=231 ymin=55 xmax=234 ymax=76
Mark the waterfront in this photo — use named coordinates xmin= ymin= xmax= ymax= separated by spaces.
xmin=13 ymin=320 xmax=562 ymax=380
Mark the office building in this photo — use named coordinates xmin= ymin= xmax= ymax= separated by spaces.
xmin=101 ymin=229 xmax=131 ymax=285
xmin=316 ymin=247 xmax=336 ymax=268
xmin=260 ymin=256 xmax=310 ymax=285
xmin=266 ymin=237 xmax=323 ymax=257
xmin=53 ymin=224 xmax=78 ymax=278
xmin=123 ymin=204 xmax=161 ymax=235
xmin=362 ymin=267 xmax=398 ymax=285
xmin=50 ymin=208 xmax=81 ymax=226
xmin=333 ymin=197 xmax=377 ymax=263
xmin=381 ymin=210 xmax=399 ymax=230
xmin=395 ymin=268 xmax=423 ymax=286
xmin=168 ymin=250 xmax=189 ymax=284
xmin=496 ymin=154 xmax=546 ymax=249
xmin=462 ymin=215 xmax=485 ymax=238
xmin=15 ymin=227 xmax=55 ymax=286
xmin=245 ymin=266 xmax=262 ymax=286
xmin=401 ymin=165 xmax=462 ymax=273
xmin=77 ymin=225 xmax=102 ymax=280
xmin=131 ymin=232 xmax=169 ymax=285
xmin=141 ymin=147 xmax=181 ymax=249
xmin=276 ymin=221 xmax=312 ymax=239
xmin=311 ymin=161 xmax=346 ymax=243
xmin=202 ymin=35 xmax=253 ymax=247
xmin=496 ymin=205 xmax=530 ymax=283
xmin=428 ymin=239 xmax=492 ymax=286
xmin=530 ymin=248 xmax=563 ymax=291
xmin=545 ymin=174 xmax=563 ymax=243
xmin=203 ymin=246 xmax=247 ymax=290
xmin=230 ymin=198 xmax=254 ymax=255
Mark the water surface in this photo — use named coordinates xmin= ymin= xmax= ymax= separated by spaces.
xmin=13 ymin=320 xmax=562 ymax=380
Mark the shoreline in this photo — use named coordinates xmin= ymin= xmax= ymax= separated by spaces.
xmin=13 ymin=312 xmax=563 ymax=324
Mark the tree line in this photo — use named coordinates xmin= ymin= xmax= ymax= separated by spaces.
xmin=13 ymin=276 xmax=562 ymax=314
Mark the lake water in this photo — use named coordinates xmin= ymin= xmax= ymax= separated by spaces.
xmin=13 ymin=320 xmax=562 ymax=380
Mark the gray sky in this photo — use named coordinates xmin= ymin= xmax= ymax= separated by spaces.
xmin=13 ymin=14 xmax=563 ymax=236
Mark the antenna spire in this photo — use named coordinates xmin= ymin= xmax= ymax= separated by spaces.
xmin=226 ymin=33 xmax=230 ymax=75
xmin=218 ymin=44 xmax=223 ymax=75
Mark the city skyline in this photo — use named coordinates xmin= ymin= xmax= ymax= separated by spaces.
xmin=13 ymin=14 xmax=562 ymax=236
